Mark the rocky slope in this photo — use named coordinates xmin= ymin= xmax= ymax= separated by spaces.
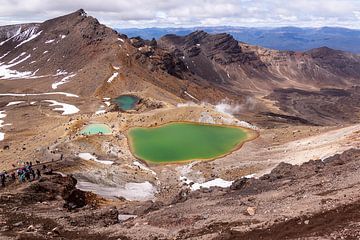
xmin=159 ymin=30 xmax=360 ymax=94
xmin=1 ymin=149 xmax=359 ymax=239
xmin=0 ymin=24 xmax=40 ymax=43
xmin=0 ymin=10 xmax=228 ymax=104
xmin=1 ymin=10 xmax=360 ymax=240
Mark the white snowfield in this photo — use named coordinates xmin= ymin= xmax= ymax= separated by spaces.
xmin=0 ymin=92 xmax=79 ymax=98
xmin=76 ymin=181 xmax=156 ymax=201
xmin=78 ymin=152 xmax=114 ymax=165
xmin=0 ymin=52 xmax=33 ymax=79
xmin=107 ymin=72 xmax=119 ymax=83
xmin=180 ymin=177 xmax=234 ymax=191
xmin=52 ymin=73 xmax=76 ymax=89
xmin=43 ymin=100 xmax=80 ymax=115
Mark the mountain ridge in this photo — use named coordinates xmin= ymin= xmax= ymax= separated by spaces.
xmin=117 ymin=26 xmax=360 ymax=53
xmin=1 ymin=10 xmax=360 ymax=104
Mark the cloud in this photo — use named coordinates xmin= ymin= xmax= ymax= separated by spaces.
xmin=0 ymin=0 xmax=359 ymax=28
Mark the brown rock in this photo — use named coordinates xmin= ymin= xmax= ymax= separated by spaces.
xmin=246 ymin=207 xmax=256 ymax=216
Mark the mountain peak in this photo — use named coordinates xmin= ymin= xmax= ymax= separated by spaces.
xmin=76 ymin=9 xmax=88 ymax=17
xmin=185 ymin=30 xmax=209 ymax=44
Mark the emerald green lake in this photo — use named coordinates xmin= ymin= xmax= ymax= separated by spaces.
xmin=113 ymin=95 xmax=139 ymax=111
xmin=128 ymin=122 xmax=250 ymax=163
xmin=80 ymin=123 xmax=112 ymax=135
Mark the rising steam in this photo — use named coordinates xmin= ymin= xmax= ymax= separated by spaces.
xmin=215 ymin=97 xmax=256 ymax=115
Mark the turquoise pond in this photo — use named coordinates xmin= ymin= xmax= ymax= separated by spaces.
xmin=80 ymin=123 xmax=112 ymax=135
xmin=113 ymin=95 xmax=139 ymax=111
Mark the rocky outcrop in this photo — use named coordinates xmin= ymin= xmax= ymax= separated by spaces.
xmin=158 ymin=30 xmax=360 ymax=100
xmin=267 ymin=87 xmax=360 ymax=125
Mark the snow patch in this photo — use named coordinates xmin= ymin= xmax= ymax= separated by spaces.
xmin=45 ymin=39 xmax=55 ymax=44
xmin=76 ymin=181 xmax=155 ymax=201
xmin=95 ymin=109 xmax=106 ymax=115
xmin=0 ymin=111 xmax=6 ymax=122
xmin=184 ymin=91 xmax=199 ymax=101
xmin=8 ymin=52 xmax=26 ymax=64
xmin=95 ymin=104 xmax=106 ymax=115
xmin=55 ymin=69 xmax=68 ymax=76
xmin=52 ymin=73 xmax=76 ymax=89
xmin=43 ymin=100 xmax=80 ymax=115
xmin=118 ymin=38 xmax=125 ymax=43
xmin=0 ymin=27 xmax=21 ymax=46
xmin=107 ymin=72 xmax=119 ymax=83
xmin=190 ymin=178 xmax=233 ymax=191
xmin=6 ymin=101 xmax=25 ymax=106
xmin=15 ymin=30 xmax=42 ymax=48
xmin=244 ymin=173 xmax=255 ymax=179
xmin=0 ymin=111 xmax=9 ymax=141
xmin=0 ymin=54 xmax=33 ymax=79
xmin=78 ymin=153 xmax=114 ymax=165
xmin=0 ymin=37 xmax=12 ymax=46
xmin=0 ymin=51 xmax=10 ymax=60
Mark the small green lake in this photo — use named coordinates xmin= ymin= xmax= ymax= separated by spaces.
xmin=80 ymin=123 xmax=112 ymax=135
xmin=128 ymin=122 xmax=253 ymax=163
xmin=113 ymin=95 xmax=139 ymax=111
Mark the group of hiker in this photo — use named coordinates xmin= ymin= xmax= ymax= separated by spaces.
xmin=0 ymin=162 xmax=53 ymax=188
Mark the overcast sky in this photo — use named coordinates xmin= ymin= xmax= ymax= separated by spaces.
xmin=0 ymin=0 xmax=359 ymax=29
